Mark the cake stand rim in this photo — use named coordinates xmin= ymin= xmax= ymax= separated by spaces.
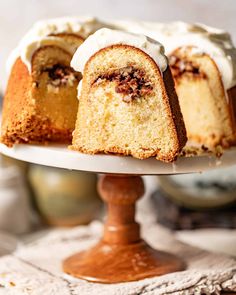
xmin=1 ymin=143 xmax=236 ymax=175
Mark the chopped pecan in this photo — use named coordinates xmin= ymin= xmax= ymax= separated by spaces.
xmin=42 ymin=64 xmax=81 ymax=87
xmin=93 ymin=66 xmax=153 ymax=102
xmin=169 ymin=55 xmax=206 ymax=80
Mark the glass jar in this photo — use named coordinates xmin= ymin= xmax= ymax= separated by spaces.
xmin=28 ymin=165 xmax=102 ymax=226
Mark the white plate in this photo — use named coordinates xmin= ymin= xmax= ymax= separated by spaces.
xmin=1 ymin=143 xmax=236 ymax=175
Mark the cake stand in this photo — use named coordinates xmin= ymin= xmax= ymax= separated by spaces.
xmin=1 ymin=143 xmax=236 ymax=283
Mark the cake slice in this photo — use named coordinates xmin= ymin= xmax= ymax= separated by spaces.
xmin=1 ymin=17 xmax=106 ymax=146
xmin=169 ymin=46 xmax=235 ymax=148
xmin=1 ymin=43 xmax=82 ymax=146
xmin=71 ymin=29 xmax=187 ymax=162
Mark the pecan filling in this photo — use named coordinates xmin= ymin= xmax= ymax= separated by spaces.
xmin=93 ymin=66 xmax=153 ymax=102
xmin=169 ymin=55 xmax=206 ymax=80
xmin=44 ymin=64 xmax=81 ymax=87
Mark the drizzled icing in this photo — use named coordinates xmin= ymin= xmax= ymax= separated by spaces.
xmin=113 ymin=21 xmax=236 ymax=90
xmin=6 ymin=18 xmax=236 ymax=90
xmin=71 ymin=28 xmax=168 ymax=73
xmin=6 ymin=16 xmax=108 ymax=73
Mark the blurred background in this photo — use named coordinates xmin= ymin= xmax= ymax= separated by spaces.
xmin=0 ymin=0 xmax=235 ymax=257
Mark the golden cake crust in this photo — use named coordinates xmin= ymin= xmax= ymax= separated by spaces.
xmin=228 ymin=85 xmax=236 ymax=139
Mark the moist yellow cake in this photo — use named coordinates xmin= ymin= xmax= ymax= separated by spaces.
xmin=1 ymin=17 xmax=105 ymax=146
xmin=70 ymin=29 xmax=187 ymax=162
xmin=169 ymin=46 xmax=235 ymax=148
xmin=115 ymin=21 xmax=236 ymax=149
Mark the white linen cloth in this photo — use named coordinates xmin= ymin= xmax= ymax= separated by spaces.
xmin=0 ymin=221 xmax=235 ymax=295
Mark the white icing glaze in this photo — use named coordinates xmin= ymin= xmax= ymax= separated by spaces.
xmin=71 ymin=28 xmax=168 ymax=73
xmin=24 ymin=16 xmax=106 ymax=39
xmin=6 ymin=17 xmax=236 ymax=91
xmin=6 ymin=16 xmax=108 ymax=73
xmin=113 ymin=20 xmax=236 ymax=90
xmin=20 ymin=36 xmax=79 ymax=72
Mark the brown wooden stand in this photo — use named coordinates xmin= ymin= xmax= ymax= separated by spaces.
xmin=63 ymin=175 xmax=185 ymax=283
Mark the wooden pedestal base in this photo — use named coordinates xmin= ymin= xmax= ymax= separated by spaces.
xmin=63 ymin=240 xmax=184 ymax=283
xmin=63 ymin=175 xmax=185 ymax=283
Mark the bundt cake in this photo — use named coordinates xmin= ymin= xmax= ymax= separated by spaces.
xmin=115 ymin=21 xmax=236 ymax=149
xmin=1 ymin=17 xmax=106 ymax=146
xmin=3 ymin=17 xmax=235 ymax=155
xmin=70 ymin=28 xmax=187 ymax=162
